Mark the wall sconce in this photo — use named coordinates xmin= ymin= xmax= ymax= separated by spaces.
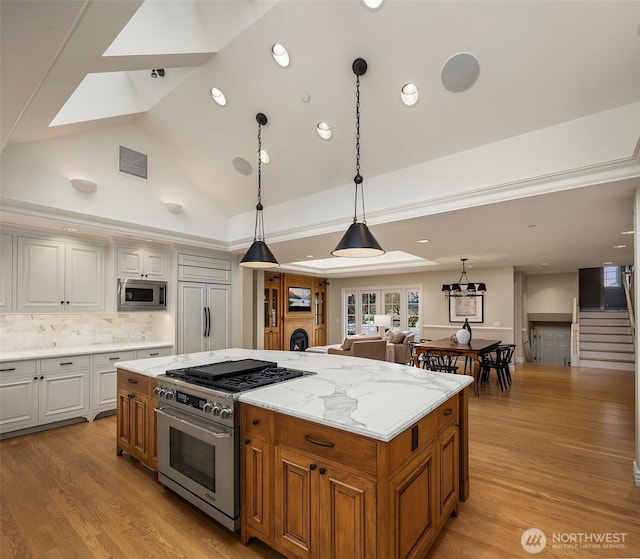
xmin=70 ymin=178 xmax=97 ymax=193
xmin=164 ymin=202 xmax=183 ymax=214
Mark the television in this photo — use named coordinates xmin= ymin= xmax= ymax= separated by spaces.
xmin=288 ymin=287 xmax=311 ymax=312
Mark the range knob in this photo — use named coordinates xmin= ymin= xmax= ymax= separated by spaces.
xmin=220 ymin=406 xmax=232 ymax=419
xmin=203 ymin=402 xmax=214 ymax=414
xmin=158 ymin=388 xmax=167 ymax=398
xmin=164 ymin=389 xmax=175 ymax=400
xmin=211 ymin=403 xmax=222 ymax=416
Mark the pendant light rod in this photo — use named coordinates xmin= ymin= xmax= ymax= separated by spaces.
xmin=332 ymin=58 xmax=384 ymax=258
xmin=240 ymin=112 xmax=279 ymax=268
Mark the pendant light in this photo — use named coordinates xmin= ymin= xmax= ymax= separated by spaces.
xmin=239 ymin=113 xmax=279 ymax=268
xmin=442 ymin=258 xmax=487 ymax=298
xmin=332 ymin=58 xmax=385 ymax=258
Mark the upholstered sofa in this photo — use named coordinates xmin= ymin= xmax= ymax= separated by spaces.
xmin=384 ymin=330 xmax=415 ymax=364
xmin=327 ymin=335 xmax=387 ymax=361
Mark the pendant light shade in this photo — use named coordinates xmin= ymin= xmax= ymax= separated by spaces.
xmin=332 ymin=222 xmax=384 ymax=257
xmin=240 ymin=240 xmax=279 ymax=268
xmin=332 ymin=58 xmax=384 ymax=258
xmin=240 ymin=113 xmax=279 ymax=269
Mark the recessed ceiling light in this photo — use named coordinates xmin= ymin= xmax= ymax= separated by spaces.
xmin=260 ymin=149 xmax=270 ymax=164
xmin=62 ymin=227 xmax=79 ymax=232
xmin=305 ymin=255 xmax=314 ymax=259
xmin=541 ymin=262 xmax=548 ymax=266
xmin=210 ymin=87 xmax=226 ymax=106
xmin=416 ymin=238 xmax=430 ymax=243
xmin=272 ymin=43 xmax=290 ymax=67
xmin=621 ymin=230 xmax=634 ymax=235
xmin=603 ymin=261 xmax=613 ymax=265
xmin=612 ymin=244 xmax=627 ymax=249
xmin=363 ymin=0 xmax=384 ymax=9
xmin=316 ymin=122 xmax=332 ymax=140
xmin=401 ymin=83 xmax=419 ymax=106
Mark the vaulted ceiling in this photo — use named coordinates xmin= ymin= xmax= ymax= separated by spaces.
xmin=1 ymin=0 xmax=639 ymax=276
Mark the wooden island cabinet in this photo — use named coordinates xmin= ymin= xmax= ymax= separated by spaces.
xmin=116 ymin=368 xmax=158 ymax=470
xmin=241 ymin=389 xmax=467 ymax=559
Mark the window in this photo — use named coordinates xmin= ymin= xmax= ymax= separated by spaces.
xmin=342 ymin=286 xmax=421 ymax=338
xmin=604 ymin=266 xmax=621 ymax=288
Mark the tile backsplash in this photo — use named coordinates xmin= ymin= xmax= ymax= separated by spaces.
xmin=0 ymin=314 xmax=172 ymax=353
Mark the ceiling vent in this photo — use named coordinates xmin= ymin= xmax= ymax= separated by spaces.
xmin=119 ymin=145 xmax=148 ymax=179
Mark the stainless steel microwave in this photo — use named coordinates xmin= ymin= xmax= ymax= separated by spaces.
xmin=117 ymin=279 xmax=167 ymax=311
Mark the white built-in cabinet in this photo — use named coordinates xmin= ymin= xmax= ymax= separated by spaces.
xmin=0 ymin=356 xmax=90 ymax=433
xmin=17 ymin=236 xmax=106 ymax=312
xmin=177 ymin=253 xmax=231 ymax=354
xmin=0 ymin=233 xmax=13 ymax=311
xmin=0 ymin=345 xmax=173 ymax=435
xmin=90 ymin=346 xmax=172 ymax=419
xmin=117 ymin=246 xmax=169 ymax=280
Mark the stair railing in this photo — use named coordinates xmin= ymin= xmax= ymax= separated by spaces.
xmin=623 ymin=267 xmax=635 ymax=350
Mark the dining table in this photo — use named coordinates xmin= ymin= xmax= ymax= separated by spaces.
xmin=412 ymin=338 xmax=502 ymax=397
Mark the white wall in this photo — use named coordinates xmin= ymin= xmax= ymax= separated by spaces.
xmin=0 ymin=123 xmax=229 ymax=243
xmin=327 ymin=266 xmax=515 ymax=346
xmin=526 ymin=272 xmax=578 ymax=315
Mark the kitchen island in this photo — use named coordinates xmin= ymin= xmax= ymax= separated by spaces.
xmin=116 ymin=348 xmax=472 ymax=559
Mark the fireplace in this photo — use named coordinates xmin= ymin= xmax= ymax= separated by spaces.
xmin=290 ymin=328 xmax=309 ymax=352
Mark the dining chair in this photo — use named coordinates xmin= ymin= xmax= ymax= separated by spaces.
xmin=498 ymin=344 xmax=516 ymax=385
xmin=424 ymin=350 xmax=459 ymax=374
xmin=478 ymin=347 xmax=508 ymax=392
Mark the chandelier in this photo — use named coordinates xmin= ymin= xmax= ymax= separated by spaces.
xmin=442 ymin=258 xmax=486 ymax=298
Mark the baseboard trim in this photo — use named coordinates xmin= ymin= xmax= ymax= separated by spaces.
xmin=634 ymin=460 xmax=640 ymax=487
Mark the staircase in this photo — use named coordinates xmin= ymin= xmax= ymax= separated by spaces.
xmin=578 ymin=311 xmax=635 ymax=371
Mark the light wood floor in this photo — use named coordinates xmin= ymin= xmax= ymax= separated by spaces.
xmin=1 ymin=363 xmax=639 ymax=559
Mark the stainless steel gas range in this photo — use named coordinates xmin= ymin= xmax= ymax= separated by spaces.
xmin=154 ymin=358 xmax=309 ymax=531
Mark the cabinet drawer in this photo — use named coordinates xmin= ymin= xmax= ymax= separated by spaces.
xmin=388 ymin=411 xmax=436 ymax=474
xmin=94 ymin=351 xmax=135 ymax=368
xmin=0 ymin=360 xmax=37 ymax=376
xmin=40 ymin=354 xmax=90 ymax=372
xmin=117 ymin=370 xmax=150 ymax=395
xmin=134 ymin=347 xmax=172 ymax=360
xmin=435 ymin=396 xmax=458 ymax=432
xmin=275 ymin=414 xmax=377 ymax=476
xmin=242 ymin=404 xmax=273 ymax=439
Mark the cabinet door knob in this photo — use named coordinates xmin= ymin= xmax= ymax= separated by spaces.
xmin=319 ymin=467 xmax=326 ymax=475
xmin=244 ymin=438 xmax=250 ymax=445
xmin=252 ymin=419 xmax=259 ymax=425
xmin=443 ymin=408 xmax=453 ymax=416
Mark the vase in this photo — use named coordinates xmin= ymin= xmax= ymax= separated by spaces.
xmin=463 ymin=318 xmax=472 ymax=343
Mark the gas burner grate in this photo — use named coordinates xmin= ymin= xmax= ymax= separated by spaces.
xmin=210 ymin=368 xmax=304 ymax=393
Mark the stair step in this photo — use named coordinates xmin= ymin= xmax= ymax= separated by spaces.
xmin=579 ymin=311 xmax=629 ymax=319
xmin=579 ymin=350 xmax=634 ymax=362
xmin=579 ymin=333 xmax=633 ymax=343
xmin=579 ymin=342 xmax=634 ymax=351
xmin=578 ymin=359 xmax=635 ymax=371
xmin=580 ymin=326 xmax=631 ymax=335
xmin=580 ymin=318 xmax=630 ymax=327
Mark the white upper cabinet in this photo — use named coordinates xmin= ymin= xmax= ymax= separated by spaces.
xmin=0 ymin=234 xmax=14 ymax=311
xmin=17 ymin=236 xmax=106 ymax=313
xmin=117 ymin=246 xmax=169 ymax=280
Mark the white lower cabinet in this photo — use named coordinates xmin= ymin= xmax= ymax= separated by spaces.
xmin=0 ymin=357 xmax=90 ymax=434
xmin=0 ymin=345 xmax=173 ymax=435
xmin=91 ymin=351 xmax=135 ymax=419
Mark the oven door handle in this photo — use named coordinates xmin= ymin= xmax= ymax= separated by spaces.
xmin=155 ymin=407 xmax=231 ymax=439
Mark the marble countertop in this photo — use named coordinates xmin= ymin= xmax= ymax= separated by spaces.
xmin=117 ymin=348 xmax=473 ymax=442
xmin=0 ymin=341 xmax=174 ymax=362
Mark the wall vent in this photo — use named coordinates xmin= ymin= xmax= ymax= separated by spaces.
xmin=119 ymin=146 xmax=148 ymax=179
